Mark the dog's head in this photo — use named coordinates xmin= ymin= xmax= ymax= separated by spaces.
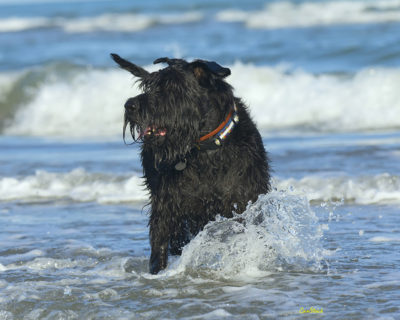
xmin=111 ymin=54 xmax=233 ymax=165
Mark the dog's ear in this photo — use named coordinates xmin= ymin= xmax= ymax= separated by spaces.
xmin=153 ymin=57 xmax=183 ymax=66
xmin=190 ymin=60 xmax=231 ymax=80
xmin=111 ymin=53 xmax=149 ymax=78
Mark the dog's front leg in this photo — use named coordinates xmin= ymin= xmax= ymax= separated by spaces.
xmin=149 ymin=216 xmax=169 ymax=274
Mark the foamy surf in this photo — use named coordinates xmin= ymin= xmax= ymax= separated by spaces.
xmin=217 ymin=0 xmax=400 ymax=29
xmin=1 ymin=169 xmax=399 ymax=205
xmin=0 ymin=168 xmax=147 ymax=204
xmin=275 ymin=174 xmax=400 ymax=205
xmin=2 ymin=0 xmax=400 ymax=33
xmin=0 ymin=12 xmax=203 ymax=33
xmin=2 ymin=64 xmax=400 ymax=137
xmin=1 ymin=66 xmax=142 ymax=137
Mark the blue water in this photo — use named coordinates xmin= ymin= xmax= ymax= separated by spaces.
xmin=1 ymin=0 xmax=400 ymax=72
xmin=1 ymin=0 xmax=400 ymax=319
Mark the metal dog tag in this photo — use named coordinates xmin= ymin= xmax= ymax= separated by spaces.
xmin=174 ymin=160 xmax=187 ymax=171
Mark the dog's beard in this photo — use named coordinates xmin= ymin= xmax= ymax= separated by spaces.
xmin=123 ymin=113 xmax=138 ymax=144
xmin=123 ymin=107 xmax=163 ymax=141
xmin=123 ymin=116 xmax=167 ymax=145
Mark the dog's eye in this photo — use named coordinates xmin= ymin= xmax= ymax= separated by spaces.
xmin=124 ymin=98 xmax=137 ymax=110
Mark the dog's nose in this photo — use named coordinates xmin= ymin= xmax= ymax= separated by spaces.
xmin=124 ymin=98 xmax=136 ymax=110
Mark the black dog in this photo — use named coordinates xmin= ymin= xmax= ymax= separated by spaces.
xmin=111 ymin=54 xmax=270 ymax=274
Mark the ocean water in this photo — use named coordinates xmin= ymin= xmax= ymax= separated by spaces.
xmin=1 ymin=0 xmax=400 ymax=319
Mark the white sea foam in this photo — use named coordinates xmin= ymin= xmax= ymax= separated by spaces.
xmin=3 ymin=0 xmax=397 ymax=32
xmin=3 ymin=64 xmax=400 ymax=137
xmin=369 ymin=236 xmax=400 ymax=242
xmin=0 ymin=0 xmax=106 ymax=4
xmin=0 ymin=169 xmax=399 ymax=205
xmin=63 ymin=12 xmax=203 ymax=33
xmin=3 ymin=254 xmax=134 ymax=279
xmin=0 ymin=16 xmax=50 ymax=32
xmin=21 ymin=257 xmax=95 ymax=270
xmin=0 ymin=168 xmax=147 ymax=204
xmin=0 ymin=12 xmax=203 ymax=33
xmin=167 ymin=191 xmax=326 ymax=278
xmin=0 ymin=255 xmax=139 ymax=310
xmin=229 ymin=64 xmax=400 ymax=132
xmin=275 ymin=173 xmax=400 ymax=205
xmin=217 ymin=0 xmax=400 ymax=29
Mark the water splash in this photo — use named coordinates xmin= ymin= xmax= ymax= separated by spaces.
xmin=169 ymin=191 xmax=327 ymax=279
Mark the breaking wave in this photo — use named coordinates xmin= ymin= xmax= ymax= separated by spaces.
xmin=0 ymin=168 xmax=399 ymax=205
xmin=1 ymin=63 xmax=400 ymax=137
xmin=2 ymin=0 xmax=400 ymax=33
xmin=0 ymin=168 xmax=147 ymax=204
xmin=275 ymin=174 xmax=400 ymax=205
xmin=217 ymin=0 xmax=400 ymax=29
xmin=0 ymin=12 xmax=203 ymax=33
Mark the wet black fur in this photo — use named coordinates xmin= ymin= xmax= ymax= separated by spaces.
xmin=111 ymin=54 xmax=271 ymax=274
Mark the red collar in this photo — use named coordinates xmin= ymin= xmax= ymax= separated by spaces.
xmin=174 ymin=103 xmax=239 ymax=170
xmin=198 ymin=102 xmax=239 ymax=147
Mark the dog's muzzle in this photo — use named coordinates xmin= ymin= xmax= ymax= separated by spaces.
xmin=123 ymin=113 xmax=167 ymax=144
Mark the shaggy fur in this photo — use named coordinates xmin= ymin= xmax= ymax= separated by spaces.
xmin=111 ymin=54 xmax=271 ymax=274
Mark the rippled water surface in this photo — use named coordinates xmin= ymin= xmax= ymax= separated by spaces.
xmin=1 ymin=134 xmax=399 ymax=319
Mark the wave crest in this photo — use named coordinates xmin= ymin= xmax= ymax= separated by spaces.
xmin=217 ymin=0 xmax=400 ymax=29
xmin=1 ymin=169 xmax=399 ymax=205
xmin=0 ymin=168 xmax=147 ymax=204
xmin=0 ymin=12 xmax=203 ymax=33
xmin=2 ymin=64 xmax=400 ymax=137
